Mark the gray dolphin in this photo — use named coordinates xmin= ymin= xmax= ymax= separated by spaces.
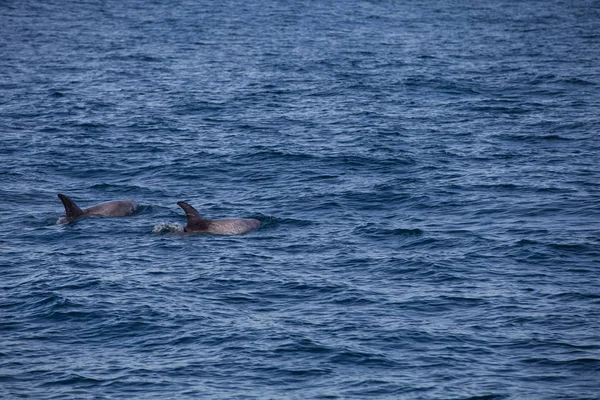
xmin=57 ymin=193 xmax=138 ymax=224
xmin=177 ymin=201 xmax=260 ymax=235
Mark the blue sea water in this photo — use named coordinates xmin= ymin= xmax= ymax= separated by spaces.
xmin=1 ymin=0 xmax=600 ymax=398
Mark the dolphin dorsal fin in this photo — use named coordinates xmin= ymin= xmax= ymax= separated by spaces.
xmin=58 ymin=193 xmax=85 ymax=220
xmin=177 ymin=201 xmax=210 ymax=232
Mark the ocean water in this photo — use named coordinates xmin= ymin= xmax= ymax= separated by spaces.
xmin=1 ymin=0 xmax=600 ymax=398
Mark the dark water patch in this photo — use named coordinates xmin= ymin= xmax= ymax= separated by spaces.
xmin=353 ymin=223 xmax=424 ymax=238
xmin=521 ymin=357 xmax=600 ymax=371
xmin=546 ymin=291 xmax=600 ymax=303
xmin=39 ymin=373 xmax=104 ymax=387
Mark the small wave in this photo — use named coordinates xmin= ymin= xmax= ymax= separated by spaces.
xmin=152 ymin=222 xmax=184 ymax=233
xmin=354 ymin=223 xmax=424 ymax=237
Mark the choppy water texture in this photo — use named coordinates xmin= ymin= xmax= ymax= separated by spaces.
xmin=2 ymin=0 xmax=600 ymax=398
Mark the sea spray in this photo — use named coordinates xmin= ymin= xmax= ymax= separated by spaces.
xmin=152 ymin=222 xmax=184 ymax=233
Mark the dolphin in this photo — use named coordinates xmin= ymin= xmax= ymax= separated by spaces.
xmin=177 ymin=201 xmax=260 ymax=235
xmin=57 ymin=193 xmax=138 ymax=224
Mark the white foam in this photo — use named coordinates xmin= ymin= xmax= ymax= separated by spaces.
xmin=152 ymin=222 xmax=184 ymax=233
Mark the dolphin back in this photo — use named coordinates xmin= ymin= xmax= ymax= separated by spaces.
xmin=206 ymin=218 xmax=260 ymax=235
xmin=57 ymin=194 xmax=138 ymax=224
xmin=176 ymin=201 xmax=259 ymax=234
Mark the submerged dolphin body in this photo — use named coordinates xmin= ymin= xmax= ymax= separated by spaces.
xmin=177 ymin=201 xmax=260 ymax=235
xmin=57 ymin=193 xmax=138 ymax=224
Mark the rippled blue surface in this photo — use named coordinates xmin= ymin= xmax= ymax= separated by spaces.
xmin=2 ymin=0 xmax=600 ymax=398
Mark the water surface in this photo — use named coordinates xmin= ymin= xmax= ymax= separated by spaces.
xmin=1 ymin=0 xmax=599 ymax=398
